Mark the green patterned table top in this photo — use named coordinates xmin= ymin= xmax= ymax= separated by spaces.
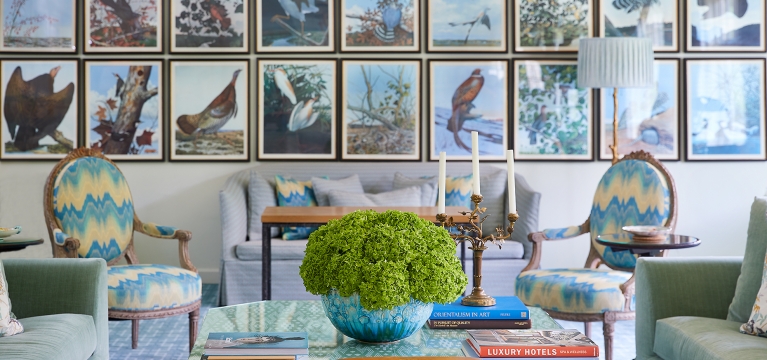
xmin=189 ymin=301 xmax=561 ymax=360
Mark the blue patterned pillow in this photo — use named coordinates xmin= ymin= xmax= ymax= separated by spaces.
xmin=445 ymin=173 xmax=473 ymax=208
xmin=275 ymin=176 xmax=318 ymax=240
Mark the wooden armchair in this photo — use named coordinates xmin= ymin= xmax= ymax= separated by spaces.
xmin=515 ymin=151 xmax=678 ymax=360
xmin=43 ymin=148 xmax=201 ymax=351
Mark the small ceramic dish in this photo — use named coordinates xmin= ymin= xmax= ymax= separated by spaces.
xmin=622 ymin=225 xmax=671 ymax=237
xmin=0 ymin=226 xmax=22 ymax=239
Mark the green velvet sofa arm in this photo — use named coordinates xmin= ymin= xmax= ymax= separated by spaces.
xmin=635 ymin=257 xmax=743 ymax=360
xmin=3 ymin=258 xmax=109 ymax=360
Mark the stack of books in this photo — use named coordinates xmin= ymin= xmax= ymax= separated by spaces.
xmin=202 ymin=332 xmax=309 ymax=360
xmin=462 ymin=329 xmax=599 ymax=360
xmin=428 ymin=296 xmax=532 ymax=329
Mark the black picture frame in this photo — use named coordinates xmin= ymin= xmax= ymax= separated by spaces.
xmin=340 ymin=58 xmax=422 ymax=161
xmin=255 ymin=0 xmax=336 ymax=53
xmin=511 ymin=58 xmax=594 ymax=161
xmin=685 ymin=0 xmax=766 ymax=53
xmin=427 ymin=59 xmax=509 ymax=162
xmin=513 ymin=0 xmax=594 ymax=53
xmin=168 ymin=59 xmax=250 ymax=162
xmin=597 ymin=58 xmax=681 ymax=161
xmin=684 ymin=58 xmax=767 ymax=161
xmin=426 ymin=0 xmax=508 ymax=53
xmin=169 ymin=0 xmax=250 ymax=54
xmin=83 ymin=59 xmax=165 ymax=162
xmin=257 ymin=58 xmax=338 ymax=161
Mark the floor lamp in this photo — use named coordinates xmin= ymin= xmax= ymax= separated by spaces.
xmin=577 ymin=38 xmax=654 ymax=164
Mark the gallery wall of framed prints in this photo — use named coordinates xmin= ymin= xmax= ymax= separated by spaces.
xmin=0 ymin=0 xmax=765 ymax=162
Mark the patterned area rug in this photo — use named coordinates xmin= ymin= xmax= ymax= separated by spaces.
xmin=109 ymin=285 xmax=635 ymax=360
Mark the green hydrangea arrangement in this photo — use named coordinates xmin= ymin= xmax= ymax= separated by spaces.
xmin=299 ymin=209 xmax=468 ymax=310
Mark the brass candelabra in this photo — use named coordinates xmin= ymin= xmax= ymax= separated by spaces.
xmin=437 ymin=194 xmax=519 ymax=307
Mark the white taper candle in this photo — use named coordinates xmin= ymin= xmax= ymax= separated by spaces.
xmin=438 ymin=151 xmax=446 ymax=214
xmin=507 ymin=150 xmax=517 ymax=214
xmin=471 ymin=131 xmax=480 ymax=195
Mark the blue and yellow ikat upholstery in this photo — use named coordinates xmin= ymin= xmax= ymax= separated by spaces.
xmin=141 ymin=223 xmax=178 ymax=239
xmin=53 ymin=157 xmax=134 ymax=263
xmin=544 ymin=225 xmax=584 ymax=240
xmin=590 ymin=159 xmax=670 ymax=269
xmin=445 ymin=174 xmax=473 ymax=208
xmin=275 ymin=175 xmax=318 ymax=240
xmin=515 ymin=268 xmax=634 ymax=314
xmin=108 ymin=264 xmax=201 ymax=311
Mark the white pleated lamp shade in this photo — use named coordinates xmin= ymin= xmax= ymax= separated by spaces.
xmin=577 ymin=38 xmax=654 ymax=89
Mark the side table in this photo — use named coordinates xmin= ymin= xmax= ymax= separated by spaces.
xmin=0 ymin=237 xmax=44 ymax=253
xmin=596 ymin=233 xmax=700 ymax=257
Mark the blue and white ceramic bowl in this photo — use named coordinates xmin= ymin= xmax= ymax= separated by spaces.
xmin=0 ymin=226 xmax=21 ymax=239
xmin=320 ymin=289 xmax=433 ymax=343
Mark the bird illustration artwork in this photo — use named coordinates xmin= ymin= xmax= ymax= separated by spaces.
xmin=449 ymin=7 xmax=491 ymax=44
xmin=269 ymin=68 xmax=297 ymax=105
xmin=272 ymin=0 xmax=319 ymax=39
xmin=697 ymin=0 xmax=748 ymax=19
xmin=287 ymin=96 xmax=320 ymax=132
xmin=529 ymin=105 xmax=547 ymax=145
xmin=176 ymin=69 xmax=241 ymax=148
xmin=374 ymin=3 xmax=402 ymax=43
xmin=448 ymin=69 xmax=484 ymax=151
xmin=208 ymin=0 xmax=232 ymax=30
xmin=99 ymin=0 xmax=142 ymax=39
xmin=3 ymin=66 xmax=75 ymax=151
xmin=113 ymin=73 xmax=125 ymax=98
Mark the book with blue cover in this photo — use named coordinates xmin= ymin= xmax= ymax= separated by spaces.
xmin=204 ymin=332 xmax=309 ymax=356
xmin=430 ymin=296 xmax=529 ymax=320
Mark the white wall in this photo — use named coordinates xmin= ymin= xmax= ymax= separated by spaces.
xmin=2 ymin=159 xmax=763 ymax=283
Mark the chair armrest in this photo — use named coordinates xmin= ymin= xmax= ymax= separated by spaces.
xmin=635 ymin=257 xmax=742 ymax=360
xmin=220 ymin=172 xmax=249 ymax=261
xmin=521 ymin=220 xmax=589 ymax=272
xmin=48 ymin=226 xmax=79 ymax=258
xmin=134 ymin=216 xmax=196 ymax=273
xmin=4 ymin=258 xmax=109 ymax=359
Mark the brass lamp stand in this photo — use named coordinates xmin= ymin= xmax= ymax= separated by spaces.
xmin=437 ymin=194 xmax=519 ymax=307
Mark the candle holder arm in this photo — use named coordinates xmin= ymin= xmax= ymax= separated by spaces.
xmin=522 ymin=219 xmax=590 ymax=272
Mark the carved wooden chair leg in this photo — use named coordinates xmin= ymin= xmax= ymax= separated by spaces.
xmin=603 ymin=319 xmax=615 ymax=360
xmin=583 ymin=322 xmax=591 ymax=338
xmin=189 ymin=308 xmax=200 ymax=352
xmin=132 ymin=319 xmax=140 ymax=349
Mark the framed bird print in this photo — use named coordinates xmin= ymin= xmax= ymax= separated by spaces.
xmin=169 ymin=60 xmax=249 ymax=162
xmin=512 ymin=59 xmax=593 ymax=161
xmin=599 ymin=0 xmax=678 ymax=52
xmin=341 ymin=59 xmax=421 ymax=160
xmin=84 ymin=60 xmax=163 ymax=161
xmin=1 ymin=0 xmax=77 ymax=53
xmin=0 ymin=59 xmax=79 ymax=160
xmin=514 ymin=0 xmax=593 ymax=53
xmin=257 ymin=59 xmax=337 ymax=160
xmin=685 ymin=59 xmax=766 ymax=161
xmin=256 ymin=0 xmax=335 ymax=53
xmin=170 ymin=0 xmax=249 ymax=53
xmin=426 ymin=0 xmax=507 ymax=53
xmin=340 ymin=0 xmax=420 ymax=52
xmin=600 ymin=59 xmax=680 ymax=161
xmin=427 ymin=60 xmax=509 ymax=161
xmin=686 ymin=0 xmax=765 ymax=52
xmin=84 ymin=0 xmax=162 ymax=53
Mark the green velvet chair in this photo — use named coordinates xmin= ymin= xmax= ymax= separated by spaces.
xmin=0 ymin=258 xmax=108 ymax=360
xmin=43 ymin=148 xmax=202 ymax=351
xmin=515 ymin=151 xmax=677 ymax=360
xmin=635 ymin=196 xmax=767 ymax=359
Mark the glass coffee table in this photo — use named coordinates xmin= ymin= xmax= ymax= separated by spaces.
xmin=189 ymin=301 xmax=561 ymax=360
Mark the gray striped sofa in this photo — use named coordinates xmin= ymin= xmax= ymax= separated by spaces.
xmin=218 ymin=163 xmax=541 ymax=305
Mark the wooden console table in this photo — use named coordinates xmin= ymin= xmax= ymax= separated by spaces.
xmin=260 ymin=206 xmax=470 ymax=300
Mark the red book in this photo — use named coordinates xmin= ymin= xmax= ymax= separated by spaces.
xmin=466 ymin=329 xmax=599 ymax=358
xmin=426 ymin=319 xmax=532 ymax=329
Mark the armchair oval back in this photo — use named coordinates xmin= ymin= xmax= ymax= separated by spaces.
xmin=50 ymin=154 xmax=134 ymax=262
xmin=589 ymin=153 xmax=676 ymax=270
